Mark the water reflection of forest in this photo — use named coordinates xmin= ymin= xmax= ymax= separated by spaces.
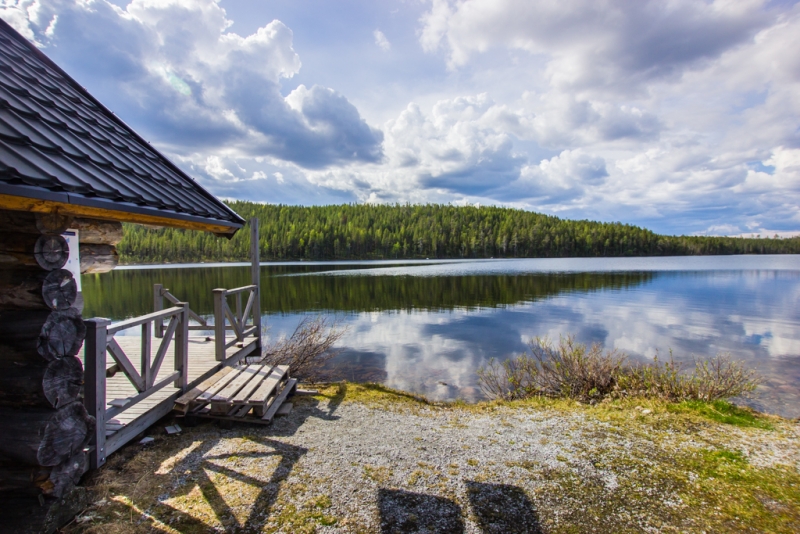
xmin=82 ymin=266 xmax=655 ymax=319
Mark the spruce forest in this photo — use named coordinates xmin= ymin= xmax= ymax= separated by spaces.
xmin=118 ymin=202 xmax=800 ymax=264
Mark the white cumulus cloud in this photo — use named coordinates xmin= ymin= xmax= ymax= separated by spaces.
xmin=373 ymin=29 xmax=391 ymax=51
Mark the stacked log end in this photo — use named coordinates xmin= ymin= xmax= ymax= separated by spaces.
xmin=75 ymin=217 xmax=122 ymax=275
xmin=0 ymin=211 xmax=120 ymax=532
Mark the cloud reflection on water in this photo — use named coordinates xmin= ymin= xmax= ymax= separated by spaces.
xmin=271 ymin=265 xmax=800 ymax=417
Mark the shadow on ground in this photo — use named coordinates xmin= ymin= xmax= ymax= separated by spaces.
xmin=378 ymin=488 xmax=465 ymax=533
xmin=377 ymin=481 xmax=542 ymax=534
xmin=466 ymin=480 xmax=543 ymax=534
xmin=162 ymin=435 xmax=307 ymax=531
xmin=72 ymin=392 xmax=343 ymax=532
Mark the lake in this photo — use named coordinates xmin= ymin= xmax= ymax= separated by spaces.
xmin=82 ymin=256 xmax=800 ymax=419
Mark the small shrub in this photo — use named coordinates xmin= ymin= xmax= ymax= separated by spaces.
xmin=529 ymin=336 xmax=625 ymax=400
xmin=476 ymin=354 xmax=539 ymax=400
xmin=618 ymin=353 xmax=759 ymax=402
xmin=261 ymin=316 xmax=346 ymax=382
xmin=477 ymin=335 xmax=760 ymax=404
xmin=477 ymin=336 xmax=624 ymax=401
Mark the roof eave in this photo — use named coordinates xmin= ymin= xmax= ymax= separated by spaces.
xmin=0 ymin=184 xmax=243 ymax=237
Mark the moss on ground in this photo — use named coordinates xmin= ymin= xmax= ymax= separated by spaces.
xmin=668 ymin=399 xmax=776 ymax=430
xmin=320 ymin=382 xmax=432 ymax=411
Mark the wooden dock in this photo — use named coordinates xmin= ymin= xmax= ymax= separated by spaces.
xmin=81 ymin=334 xmax=258 ymax=445
xmin=77 ymin=248 xmax=265 ymax=470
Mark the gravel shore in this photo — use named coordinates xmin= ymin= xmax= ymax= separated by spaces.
xmin=73 ymin=384 xmax=800 ymax=533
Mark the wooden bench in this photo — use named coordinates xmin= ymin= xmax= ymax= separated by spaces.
xmin=173 ymin=363 xmax=297 ymax=424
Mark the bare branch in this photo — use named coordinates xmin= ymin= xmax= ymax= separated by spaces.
xmin=261 ymin=316 xmax=347 ymax=383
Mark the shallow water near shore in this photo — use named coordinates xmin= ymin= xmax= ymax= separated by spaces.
xmin=83 ymin=255 xmax=800 ymax=418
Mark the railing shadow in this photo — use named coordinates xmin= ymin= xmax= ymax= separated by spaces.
xmin=100 ymin=433 xmax=306 ymax=532
xmin=200 ymin=437 xmax=306 ymax=531
xmin=95 ymin=392 xmax=351 ymax=531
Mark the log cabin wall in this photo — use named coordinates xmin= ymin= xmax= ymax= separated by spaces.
xmin=0 ymin=208 xmax=121 ymax=533
xmin=0 ymin=18 xmax=244 ymax=530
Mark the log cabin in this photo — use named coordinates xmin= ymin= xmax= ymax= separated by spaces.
xmin=0 ymin=18 xmax=245 ymax=533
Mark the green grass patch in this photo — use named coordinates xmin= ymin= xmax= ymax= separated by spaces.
xmin=680 ymin=446 xmax=800 ymax=531
xmin=548 ymin=441 xmax=800 ymax=533
xmin=318 ymin=382 xmax=431 ymax=410
xmin=668 ymin=400 xmax=775 ymax=430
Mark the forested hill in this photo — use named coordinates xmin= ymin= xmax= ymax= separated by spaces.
xmin=117 ymin=202 xmax=800 ymax=264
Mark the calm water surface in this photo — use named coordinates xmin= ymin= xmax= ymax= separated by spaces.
xmin=82 ymin=256 xmax=800 ymax=418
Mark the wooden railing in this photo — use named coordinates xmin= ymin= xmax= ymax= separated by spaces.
xmin=213 ymin=284 xmax=261 ymax=361
xmin=83 ymin=304 xmax=189 ymax=469
xmin=154 ymin=284 xmax=209 ymax=334
xmin=153 ymin=284 xmax=261 ymax=361
xmin=82 ymin=217 xmax=263 ymax=472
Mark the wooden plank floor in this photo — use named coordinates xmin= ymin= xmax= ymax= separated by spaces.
xmin=80 ymin=335 xmax=257 ymax=434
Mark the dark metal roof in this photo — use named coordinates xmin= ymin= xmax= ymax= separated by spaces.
xmin=0 ymin=18 xmax=244 ymax=233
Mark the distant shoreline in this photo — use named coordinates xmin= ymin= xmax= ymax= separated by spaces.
xmin=114 ymin=254 xmax=800 ymax=271
xmin=115 ymin=258 xmax=474 ymax=270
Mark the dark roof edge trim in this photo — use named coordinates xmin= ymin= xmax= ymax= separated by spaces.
xmin=0 ymin=18 xmax=245 ymax=227
xmin=0 ymin=182 xmax=243 ymax=231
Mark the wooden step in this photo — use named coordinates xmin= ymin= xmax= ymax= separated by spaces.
xmin=173 ymin=366 xmax=234 ymax=413
xmin=231 ymin=365 xmax=274 ymax=403
xmin=248 ymin=365 xmax=289 ymax=408
xmin=175 ymin=362 xmax=297 ymax=425
xmin=194 ymin=368 xmax=243 ymax=404
xmin=259 ymin=378 xmax=297 ymax=421
xmin=230 ymin=404 xmax=252 ymax=418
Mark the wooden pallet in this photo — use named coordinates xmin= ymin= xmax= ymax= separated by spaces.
xmin=173 ymin=363 xmax=297 ymax=424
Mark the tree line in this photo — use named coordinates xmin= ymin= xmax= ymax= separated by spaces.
xmin=117 ymin=202 xmax=800 ymax=264
xmin=83 ymin=265 xmax=654 ymax=318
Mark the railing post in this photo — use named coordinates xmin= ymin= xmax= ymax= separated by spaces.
xmin=141 ymin=321 xmax=152 ymax=388
xmin=236 ymin=292 xmax=243 ymax=333
xmin=175 ymin=302 xmax=189 ymax=389
xmin=213 ymin=288 xmax=226 ymax=361
xmin=250 ymin=217 xmax=262 ymax=352
xmin=84 ymin=318 xmax=110 ymax=470
xmin=154 ymin=284 xmax=164 ymax=338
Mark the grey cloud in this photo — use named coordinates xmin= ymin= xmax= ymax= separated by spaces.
xmin=419 ymin=147 xmax=526 ymax=195
xmin=531 ymin=96 xmax=663 ymax=148
xmin=293 ymin=86 xmax=385 ymax=166
xmin=488 ymin=149 xmax=608 ymax=205
xmin=44 ymin=2 xmax=147 ymax=83
xmin=597 ymin=107 xmax=661 ymax=142
xmin=35 ymin=3 xmax=244 ymax=149
xmin=426 ymin=0 xmax=772 ymax=94
xmin=225 ymin=80 xmax=383 ymax=167
xmin=180 ymin=154 xmax=358 ymax=205
xmin=572 ymin=156 xmax=608 ymax=183
xmin=609 ymin=2 xmax=767 ymax=85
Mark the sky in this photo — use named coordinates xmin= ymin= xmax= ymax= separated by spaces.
xmin=2 ymin=0 xmax=799 ymax=236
